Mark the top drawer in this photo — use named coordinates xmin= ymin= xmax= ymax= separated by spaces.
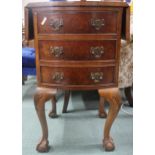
xmin=37 ymin=11 xmax=119 ymax=34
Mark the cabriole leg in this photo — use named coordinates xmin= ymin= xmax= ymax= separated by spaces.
xmin=34 ymin=87 xmax=57 ymax=152
xmin=98 ymin=88 xmax=121 ymax=151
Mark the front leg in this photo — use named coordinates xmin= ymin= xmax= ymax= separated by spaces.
xmin=98 ymin=88 xmax=121 ymax=151
xmin=34 ymin=87 xmax=57 ymax=152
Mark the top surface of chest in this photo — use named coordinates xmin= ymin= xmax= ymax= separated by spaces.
xmin=26 ymin=1 xmax=128 ymax=8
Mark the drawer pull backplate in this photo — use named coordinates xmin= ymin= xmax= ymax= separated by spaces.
xmin=49 ymin=18 xmax=63 ymax=31
xmin=49 ymin=46 xmax=64 ymax=57
xmin=90 ymin=46 xmax=104 ymax=58
xmin=52 ymin=72 xmax=64 ymax=81
xmin=91 ymin=18 xmax=105 ymax=30
xmin=91 ymin=72 xmax=103 ymax=83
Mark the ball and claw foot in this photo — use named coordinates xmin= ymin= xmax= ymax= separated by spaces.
xmin=48 ymin=111 xmax=58 ymax=118
xmin=62 ymin=109 xmax=67 ymax=113
xmin=98 ymin=111 xmax=107 ymax=118
xmin=36 ymin=139 xmax=50 ymax=153
xmin=103 ymin=137 xmax=115 ymax=151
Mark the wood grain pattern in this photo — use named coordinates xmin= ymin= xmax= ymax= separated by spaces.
xmin=40 ymin=66 xmax=116 ymax=86
xmin=37 ymin=11 xmax=118 ymax=34
xmin=33 ymin=6 xmax=123 ymax=89
xmin=38 ymin=40 xmax=116 ymax=61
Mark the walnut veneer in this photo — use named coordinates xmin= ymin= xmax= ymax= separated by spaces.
xmin=25 ymin=0 xmax=130 ymax=152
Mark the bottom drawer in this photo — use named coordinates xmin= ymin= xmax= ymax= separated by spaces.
xmin=40 ymin=66 xmax=116 ymax=87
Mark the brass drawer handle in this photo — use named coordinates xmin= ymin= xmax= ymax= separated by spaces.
xmin=49 ymin=18 xmax=63 ymax=31
xmin=91 ymin=72 xmax=103 ymax=83
xmin=91 ymin=18 xmax=105 ymax=30
xmin=49 ymin=46 xmax=64 ymax=57
xmin=52 ymin=72 xmax=64 ymax=81
xmin=90 ymin=46 xmax=104 ymax=58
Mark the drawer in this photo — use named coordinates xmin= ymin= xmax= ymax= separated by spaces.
xmin=40 ymin=66 xmax=115 ymax=86
xmin=37 ymin=11 xmax=118 ymax=34
xmin=39 ymin=40 xmax=116 ymax=61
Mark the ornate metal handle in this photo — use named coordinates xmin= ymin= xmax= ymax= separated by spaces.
xmin=90 ymin=72 xmax=103 ymax=83
xmin=49 ymin=46 xmax=64 ymax=57
xmin=91 ymin=18 xmax=105 ymax=30
xmin=49 ymin=18 xmax=63 ymax=31
xmin=90 ymin=46 xmax=104 ymax=58
xmin=52 ymin=72 xmax=64 ymax=81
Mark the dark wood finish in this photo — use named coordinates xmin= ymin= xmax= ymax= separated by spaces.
xmin=39 ymin=40 xmax=116 ymax=61
xmin=98 ymin=88 xmax=121 ymax=151
xmin=32 ymin=6 xmax=122 ymax=89
xmin=38 ymin=34 xmax=117 ymax=40
xmin=40 ymin=66 xmax=116 ymax=86
xmin=25 ymin=2 xmax=130 ymax=41
xmin=25 ymin=1 xmax=130 ymax=152
xmin=38 ymin=61 xmax=117 ymax=89
xmin=37 ymin=11 xmax=118 ymax=34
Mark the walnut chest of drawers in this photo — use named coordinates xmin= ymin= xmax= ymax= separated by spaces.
xmin=25 ymin=0 xmax=130 ymax=152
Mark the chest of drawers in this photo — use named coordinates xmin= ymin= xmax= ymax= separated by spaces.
xmin=25 ymin=0 xmax=130 ymax=152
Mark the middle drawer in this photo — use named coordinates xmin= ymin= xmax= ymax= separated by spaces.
xmin=38 ymin=40 xmax=116 ymax=61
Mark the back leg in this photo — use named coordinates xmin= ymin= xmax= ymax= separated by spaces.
xmin=62 ymin=90 xmax=71 ymax=113
xmin=124 ymin=86 xmax=133 ymax=107
xmin=98 ymin=94 xmax=107 ymax=118
xmin=48 ymin=96 xmax=58 ymax=118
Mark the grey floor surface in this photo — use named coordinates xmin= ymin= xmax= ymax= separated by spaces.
xmin=22 ymin=77 xmax=133 ymax=155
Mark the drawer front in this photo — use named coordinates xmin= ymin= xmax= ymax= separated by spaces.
xmin=37 ymin=11 xmax=118 ymax=34
xmin=39 ymin=40 xmax=116 ymax=61
xmin=40 ymin=66 xmax=115 ymax=86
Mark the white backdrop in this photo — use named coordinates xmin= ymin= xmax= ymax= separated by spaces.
xmin=22 ymin=0 xmax=48 ymax=19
